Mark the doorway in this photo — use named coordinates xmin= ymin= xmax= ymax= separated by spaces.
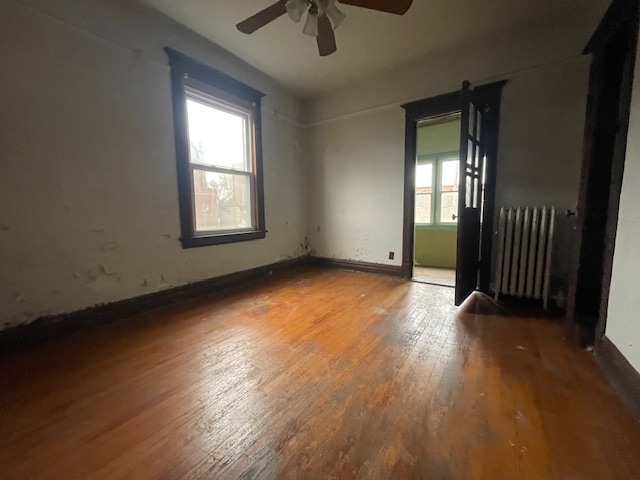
xmin=412 ymin=113 xmax=461 ymax=288
xmin=401 ymin=81 xmax=505 ymax=305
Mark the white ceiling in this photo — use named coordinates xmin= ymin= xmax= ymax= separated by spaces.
xmin=141 ymin=0 xmax=609 ymax=98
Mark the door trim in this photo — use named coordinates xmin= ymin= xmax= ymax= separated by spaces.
xmin=401 ymin=91 xmax=462 ymax=278
xmin=565 ymin=0 xmax=638 ymax=345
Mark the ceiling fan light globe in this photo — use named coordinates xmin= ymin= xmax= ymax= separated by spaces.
xmin=302 ymin=12 xmax=319 ymax=36
xmin=325 ymin=4 xmax=345 ymax=29
xmin=285 ymin=0 xmax=307 ymax=22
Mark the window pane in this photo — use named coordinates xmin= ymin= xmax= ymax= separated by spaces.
xmin=415 ymin=163 xmax=433 ymax=224
xmin=192 ymin=169 xmax=253 ymax=232
xmin=440 ymin=192 xmax=458 ymax=223
xmin=415 ymin=193 xmax=432 ymax=224
xmin=465 ymin=175 xmax=473 ymax=209
xmin=186 ymin=96 xmax=250 ymax=172
xmin=416 ymin=163 xmax=433 ymax=188
xmin=441 ymin=159 xmax=459 ymax=188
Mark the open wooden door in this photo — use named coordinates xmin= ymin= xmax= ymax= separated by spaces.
xmin=455 ymin=81 xmax=486 ymax=305
xmin=402 ymin=81 xmax=503 ymax=297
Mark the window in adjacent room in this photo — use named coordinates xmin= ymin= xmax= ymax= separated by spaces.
xmin=414 ymin=153 xmax=459 ymax=226
xmin=166 ymin=48 xmax=266 ymax=248
xmin=415 ymin=162 xmax=434 ymax=224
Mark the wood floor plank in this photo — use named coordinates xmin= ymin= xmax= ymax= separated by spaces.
xmin=1 ymin=267 xmax=640 ymax=479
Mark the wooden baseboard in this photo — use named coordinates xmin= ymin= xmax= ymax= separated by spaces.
xmin=596 ymin=336 xmax=640 ymax=422
xmin=0 ymin=257 xmax=306 ymax=356
xmin=308 ymin=257 xmax=405 ymax=278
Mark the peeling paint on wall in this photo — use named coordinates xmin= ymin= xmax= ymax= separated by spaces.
xmin=86 ymin=264 xmax=122 ymax=290
xmin=158 ymin=274 xmax=171 ymax=290
xmin=0 ymin=0 xmax=306 ymax=330
xmin=99 ymin=242 xmax=117 ymax=252
xmin=12 ymin=292 xmax=26 ymax=304
xmin=299 ymin=237 xmax=315 ymax=256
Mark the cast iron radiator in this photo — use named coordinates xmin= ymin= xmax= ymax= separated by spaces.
xmin=494 ymin=206 xmax=556 ymax=309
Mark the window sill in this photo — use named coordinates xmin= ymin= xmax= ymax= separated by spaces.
xmin=415 ymin=224 xmax=458 ymax=231
xmin=180 ymin=230 xmax=266 ymax=248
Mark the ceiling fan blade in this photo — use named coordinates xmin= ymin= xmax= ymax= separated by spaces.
xmin=317 ymin=15 xmax=337 ymax=57
xmin=337 ymin=0 xmax=412 ymax=15
xmin=237 ymin=0 xmax=288 ymax=34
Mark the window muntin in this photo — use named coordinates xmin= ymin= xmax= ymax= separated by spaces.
xmin=415 ymin=153 xmax=459 ymax=226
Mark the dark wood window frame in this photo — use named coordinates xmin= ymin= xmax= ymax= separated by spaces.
xmin=165 ymin=48 xmax=266 ymax=248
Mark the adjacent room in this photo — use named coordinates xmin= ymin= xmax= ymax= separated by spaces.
xmin=412 ymin=114 xmax=460 ymax=287
xmin=2 ymin=0 xmax=640 ymax=478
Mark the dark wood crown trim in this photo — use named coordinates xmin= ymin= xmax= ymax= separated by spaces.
xmin=165 ymin=48 xmax=265 ymax=102
xmin=584 ymin=0 xmax=639 ymax=54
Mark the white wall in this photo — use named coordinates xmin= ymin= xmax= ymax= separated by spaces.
xmin=0 ymin=0 xmax=306 ymax=329
xmin=304 ymin=16 xmax=593 ymax=300
xmin=606 ymin=27 xmax=640 ymax=373
xmin=494 ymin=56 xmax=590 ymax=302
xmin=306 ymin=108 xmax=405 ymax=265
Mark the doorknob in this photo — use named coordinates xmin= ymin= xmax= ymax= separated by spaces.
xmin=452 ymin=214 xmax=458 ymax=220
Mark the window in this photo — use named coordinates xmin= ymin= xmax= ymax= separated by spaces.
xmin=166 ymin=48 xmax=266 ymax=248
xmin=415 ymin=163 xmax=433 ymax=223
xmin=415 ymin=153 xmax=459 ymax=226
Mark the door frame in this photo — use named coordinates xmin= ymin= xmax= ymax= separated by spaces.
xmin=401 ymin=90 xmax=461 ymax=279
xmin=565 ymin=0 xmax=639 ymax=346
xmin=401 ymin=82 xmax=506 ymax=286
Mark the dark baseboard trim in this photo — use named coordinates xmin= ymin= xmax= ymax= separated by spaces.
xmin=596 ymin=336 xmax=640 ymax=422
xmin=0 ymin=257 xmax=306 ymax=356
xmin=309 ymin=257 xmax=405 ymax=278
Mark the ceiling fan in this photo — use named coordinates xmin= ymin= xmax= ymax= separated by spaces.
xmin=236 ymin=0 xmax=413 ymax=57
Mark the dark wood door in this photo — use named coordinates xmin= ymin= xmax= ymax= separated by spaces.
xmin=455 ymin=81 xmax=486 ymax=305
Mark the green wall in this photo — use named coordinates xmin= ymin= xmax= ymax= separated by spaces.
xmin=417 ymin=118 xmax=461 ymax=156
xmin=414 ymin=228 xmax=457 ymax=269
xmin=414 ymin=118 xmax=460 ymax=269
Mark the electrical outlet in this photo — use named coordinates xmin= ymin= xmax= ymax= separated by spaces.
xmin=389 ymin=251 xmax=395 ymax=260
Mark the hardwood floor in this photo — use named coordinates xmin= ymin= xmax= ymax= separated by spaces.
xmin=1 ymin=267 xmax=639 ymax=479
